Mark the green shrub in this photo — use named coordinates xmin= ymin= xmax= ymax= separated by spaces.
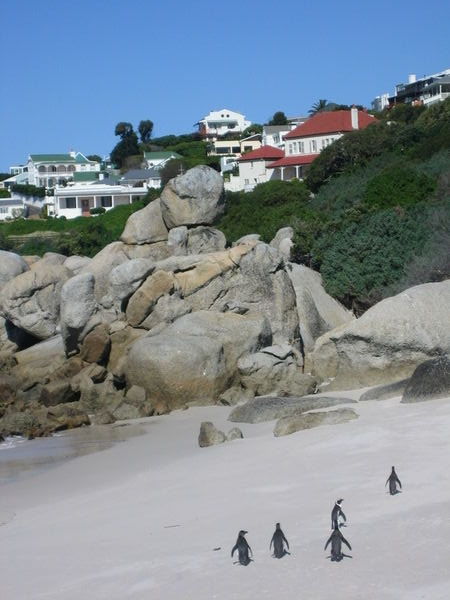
xmin=363 ymin=166 xmax=436 ymax=210
xmin=90 ymin=207 xmax=106 ymax=215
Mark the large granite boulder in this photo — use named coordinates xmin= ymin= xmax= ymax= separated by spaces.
xmin=0 ymin=250 xmax=29 ymax=290
xmin=60 ymin=273 xmax=97 ymax=355
xmin=273 ymin=408 xmax=358 ymax=437
xmin=237 ymin=343 xmax=316 ymax=396
xmin=228 ymin=395 xmax=356 ymax=424
xmin=64 ymin=255 xmax=92 ymax=274
xmin=270 ymin=227 xmax=294 ymax=260
xmin=120 ymin=198 xmax=169 ymax=245
xmin=125 ymin=311 xmax=271 ymax=409
xmin=108 ymin=258 xmax=155 ymax=308
xmin=311 ymin=281 xmax=450 ymax=390
xmin=359 ymin=379 xmax=408 ymax=401
xmin=186 ymin=226 xmax=227 ymax=254
xmin=160 ymin=165 xmax=225 ymax=228
xmin=0 ymin=261 xmax=71 ymax=340
xmin=401 ymin=355 xmax=450 ymax=403
xmin=287 ymin=263 xmax=354 ymax=352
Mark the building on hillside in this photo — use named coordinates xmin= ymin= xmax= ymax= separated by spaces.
xmin=143 ymin=151 xmax=182 ymax=169
xmin=374 ymin=68 xmax=450 ymax=109
xmin=262 ymin=125 xmax=293 ymax=150
xmin=119 ymin=168 xmax=162 ymax=189
xmin=196 ymin=109 xmax=251 ymax=139
xmin=24 ymin=152 xmax=100 ymax=189
xmin=54 ymin=182 xmax=147 ymax=219
xmin=225 ymin=146 xmax=284 ymax=192
xmin=0 ymin=198 xmax=27 ymax=221
xmin=267 ymin=107 xmax=377 ymax=181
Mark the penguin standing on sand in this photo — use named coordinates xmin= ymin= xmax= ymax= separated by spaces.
xmin=331 ymin=499 xmax=346 ymax=529
xmin=231 ymin=530 xmax=253 ymax=565
xmin=270 ymin=523 xmax=290 ymax=558
xmin=386 ymin=466 xmax=402 ymax=495
xmin=324 ymin=525 xmax=352 ymax=562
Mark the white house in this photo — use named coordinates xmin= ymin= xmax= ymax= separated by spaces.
xmin=225 ymin=146 xmax=284 ymax=192
xmin=25 ymin=152 xmax=101 ymax=189
xmin=54 ymin=182 xmax=147 ymax=219
xmin=267 ymin=107 xmax=377 ymax=181
xmin=0 ymin=198 xmax=26 ymax=221
xmin=374 ymin=68 xmax=450 ymax=109
xmin=143 ymin=151 xmax=182 ymax=169
xmin=196 ymin=109 xmax=251 ymax=139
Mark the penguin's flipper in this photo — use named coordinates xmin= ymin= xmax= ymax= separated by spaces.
xmin=324 ymin=536 xmax=332 ymax=551
xmin=231 ymin=544 xmax=238 ymax=558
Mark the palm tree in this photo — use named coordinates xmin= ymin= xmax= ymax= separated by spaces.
xmin=308 ymin=99 xmax=329 ymax=115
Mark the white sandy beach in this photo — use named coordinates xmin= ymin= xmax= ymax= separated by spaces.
xmin=1 ymin=390 xmax=450 ymax=600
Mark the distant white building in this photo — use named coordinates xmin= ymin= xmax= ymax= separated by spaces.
xmin=143 ymin=151 xmax=182 ymax=169
xmin=196 ymin=109 xmax=251 ymax=139
xmin=54 ymin=182 xmax=147 ymax=219
xmin=22 ymin=152 xmax=101 ymax=189
xmin=374 ymin=68 xmax=450 ymax=109
xmin=225 ymin=146 xmax=284 ymax=192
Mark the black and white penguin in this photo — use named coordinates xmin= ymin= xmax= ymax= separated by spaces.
xmin=270 ymin=523 xmax=290 ymax=558
xmin=231 ymin=530 xmax=253 ymax=565
xmin=386 ymin=466 xmax=402 ymax=495
xmin=324 ymin=525 xmax=352 ymax=562
xmin=331 ymin=499 xmax=346 ymax=529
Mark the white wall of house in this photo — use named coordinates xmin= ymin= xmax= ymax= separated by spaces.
xmin=198 ymin=109 xmax=251 ymax=138
xmin=26 ymin=154 xmax=100 ymax=189
xmin=285 ymin=133 xmax=342 ymax=156
xmin=54 ymin=184 xmax=147 ymax=219
xmin=225 ymin=159 xmax=280 ymax=192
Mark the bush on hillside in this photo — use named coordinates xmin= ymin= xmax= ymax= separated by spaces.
xmin=363 ymin=166 xmax=436 ymax=210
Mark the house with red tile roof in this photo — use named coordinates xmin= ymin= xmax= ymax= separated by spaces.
xmin=225 ymin=145 xmax=284 ymax=192
xmin=267 ymin=107 xmax=377 ymax=181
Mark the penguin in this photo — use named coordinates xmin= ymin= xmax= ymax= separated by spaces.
xmin=331 ymin=499 xmax=346 ymax=529
xmin=231 ymin=530 xmax=253 ymax=565
xmin=386 ymin=466 xmax=402 ymax=495
xmin=324 ymin=525 xmax=352 ymax=561
xmin=270 ymin=523 xmax=290 ymax=558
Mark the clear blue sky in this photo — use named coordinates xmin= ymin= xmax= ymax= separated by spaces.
xmin=1 ymin=0 xmax=449 ymax=171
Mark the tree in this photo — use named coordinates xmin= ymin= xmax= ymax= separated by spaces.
xmin=268 ymin=111 xmax=288 ymax=125
xmin=241 ymin=124 xmax=263 ymax=138
xmin=114 ymin=122 xmax=134 ymax=138
xmin=86 ymin=154 xmax=102 ymax=163
xmin=160 ymin=159 xmax=186 ymax=187
xmin=138 ymin=120 xmax=154 ymax=143
xmin=308 ymin=99 xmax=329 ymax=115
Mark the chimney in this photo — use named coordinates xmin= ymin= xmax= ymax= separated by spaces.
xmin=351 ymin=106 xmax=359 ymax=130
xmin=69 ymin=149 xmax=76 ymax=158
xmin=408 ymin=74 xmax=416 ymax=84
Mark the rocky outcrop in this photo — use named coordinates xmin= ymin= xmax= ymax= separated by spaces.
xmin=160 ymin=165 xmax=225 ymax=228
xmin=186 ymin=226 xmax=226 ymax=254
xmin=229 ymin=395 xmax=356 ymax=424
xmin=198 ymin=421 xmax=227 ymax=447
xmin=108 ymin=258 xmax=155 ymax=309
xmin=227 ymin=427 xmax=244 ymax=441
xmin=273 ymin=408 xmax=358 ymax=437
xmin=270 ymin=227 xmax=294 ymax=260
xmin=64 ymin=255 xmax=92 ymax=274
xmin=60 ymin=273 xmax=98 ymax=355
xmin=0 ymin=250 xmax=29 ymax=290
xmin=120 ymin=198 xmax=169 ymax=245
xmin=359 ymin=379 xmax=408 ymax=401
xmin=401 ymin=355 xmax=450 ymax=403
xmin=287 ymin=263 xmax=354 ymax=352
xmin=0 ymin=262 xmax=71 ymax=340
xmin=126 ymin=311 xmax=271 ymax=409
xmin=311 ymin=281 xmax=450 ymax=390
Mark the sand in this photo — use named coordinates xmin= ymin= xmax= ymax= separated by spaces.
xmin=1 ymin=390 xmax=450 ymax=600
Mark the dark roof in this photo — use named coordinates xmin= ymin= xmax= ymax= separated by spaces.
xmin=120 ymin=168 xmax=161 ymax=180
xmin=238 ymin=146 xmax=284 ymax=162
xmin=285 ymin=110 xmax=377 ymax=139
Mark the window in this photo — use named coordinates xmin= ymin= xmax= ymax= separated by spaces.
xmin=311 ymin=140 xmax=317 ymax=152
xmin=243 ymin=146 xmax=252 ymax=152
xmin=100 ymin=196 xmax=112 ymax=207
xmin=65 ymin=197 xmax=76 ymax=209
xmin=244 ymin=179 xmax=249 ymax=185
xmin=0 ymin=207 xmax=9 ymax=214
xmin=288 ymin=143 xmax=293 ymax=154
xmin=299 ymin=141 xmax=305 ymax=153
xmin=232 ymin=146 xmax=240 ymax=153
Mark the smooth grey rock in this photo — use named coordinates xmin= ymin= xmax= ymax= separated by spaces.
xmin=120 ymin=198 xmax=169 ymax=245
xmin=270 ymin=227 xmax=294 ymax=260
xmin=0 ymin=250 xmax=29 ymax=290
xmin=60 ymin=273 xmax=97 ymax=354
xmin=233 ymin=234 xmax=261 ymax=246
xmin=80 ymin=242 xmax=131 ymax=301
xmin=401 ymin=356 xmax=450 ymax=403
xmin=160 ymin=165 xmax=225 ymax=228
xmin=125 ymin=311 xmax=271 ymax=410
xmin=359 ymin=379 xmax=408 ymax=401
xmin=167 ymin=226 xmax=188 ymax=256
xmin=198 ymin=421 xmax=226 ymax=447
xmin=108 ymin=258 xmax=155 ymax=305
xmin=274 ymin=408 xmax=358 ymax=436
xmin=112 ymin=403 xmax=142 ymax=421
xmin=41 ymin=252 xmax=67 ymax=265
xmin=287 ymin=263 xmax=354 ymax=352
xmin=187 ymin=227 xmax=226 ymax=254
xmin=139 ymin=293 xmax=191 ymax=331
xmin=312 ymin=281 xmax=450 ymax=390
xmin=64 ymin=255 xmax=92 ymax=274
xmin=227 ymin=427 xmax=244 ymax=441
xmin=0 ymin=262 xmax=71 ymax=340
xmin=229 ymin=395 xmax=356 ymax=424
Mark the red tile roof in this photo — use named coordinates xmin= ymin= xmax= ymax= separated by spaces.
xmin=238 ymin=145 xmax=284 ymax=161
xmin=267 ymin=154 xmax=318 ymax=168
xmin=285 ymin=110 xmax=377 ymax=139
